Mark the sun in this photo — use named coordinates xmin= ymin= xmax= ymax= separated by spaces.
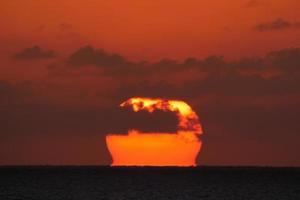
xmin=106 ymin=97 xmax=203 ymax=166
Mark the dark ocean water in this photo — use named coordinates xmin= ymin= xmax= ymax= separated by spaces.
xmin=0 ymin=166 xmax=299 ymax=200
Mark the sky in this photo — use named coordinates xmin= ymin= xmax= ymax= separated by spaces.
xmin=0 ymin=0 xmax=300 ymax=166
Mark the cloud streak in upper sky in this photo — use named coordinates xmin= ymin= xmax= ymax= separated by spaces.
xmin=254 ymin=18 xmax=300 ymax=31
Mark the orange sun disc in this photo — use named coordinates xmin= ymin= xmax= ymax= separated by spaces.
xmin=106 ymin=97 xmax=203 ymax=166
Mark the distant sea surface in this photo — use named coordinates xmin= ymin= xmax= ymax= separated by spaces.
xmin=0 ymin=166 xmax=299 ymax=200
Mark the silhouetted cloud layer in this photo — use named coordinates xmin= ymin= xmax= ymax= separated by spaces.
xmin=13 ymin=46 xmax=57 ymax=60
xmin=2 ymin=45 xmax=300 ymax=166
xmin=64 ymin=46 xmax=300 ymax=79
xmin=68 ymin=46 xmax=129 ymax=66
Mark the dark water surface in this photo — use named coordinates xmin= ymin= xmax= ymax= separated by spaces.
xmin=0 ymin=166 xmax=299 ymax=200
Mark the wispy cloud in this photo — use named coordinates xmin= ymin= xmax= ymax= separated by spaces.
xmin=254 ymin=18 xmax=300 ymax=31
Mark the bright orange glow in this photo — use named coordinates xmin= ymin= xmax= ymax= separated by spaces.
xmin=106 ymin=97 xmax=203 ymax=166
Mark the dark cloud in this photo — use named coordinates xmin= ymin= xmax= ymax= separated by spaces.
xmin=66 ymin=46 xmax=197 ymax=73
xmin=254 ymin=18 xmax=300 ymax=31
xmin=62 ymin=46 xmax=300 ymax=106
xmin=66 ymin=45 xmax=142 ymax=76
xmin=0 ymin=79 xmax=178 ymax=136
xmin=68 ymin=46 xmax=129 ymax=67
xmin=64 ymin=46 xmax=300 ymax=79
xmin=13 ymin=46 xmax=57 ymax=60
xmin=266 ymin=48 xmax=300 ymax=71
xmin=187 ymin=73 xmax=300 ymax=96
xmin=198 ymin=104 xmax=300 ymax=166
xmin=67 ymin=46 xmax=186 ymax=76
xmin=3 ymin=45 xmax=300 ymax=165
xmin=0 ymin=103 xmax=178 ymax=136
xmin=188 ymin=49 xmax=299 ymax=74
xmin=204 ymin=105 xmax=300 ymax=138
xmin=0 ymin=80 xmax=33 ymax=104
xmin=110 ymin=47 xmax=300 ymax=100
xmin=114 ymin=73 xmax=300 ymax=100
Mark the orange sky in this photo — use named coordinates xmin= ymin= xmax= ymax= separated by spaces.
xmin=1 ymin=0 xmax=300 ymax=60
xmin=0 ymin=0 xmax=300 ymax=166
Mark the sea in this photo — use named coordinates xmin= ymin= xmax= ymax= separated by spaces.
xmin=0 ymin=166 xmax=299 ymax=200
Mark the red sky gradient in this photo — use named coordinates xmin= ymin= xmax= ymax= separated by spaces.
xmin=1 ymin=0 xmax=300 ymax=60
xmin=0 ymin=0 xmax=300 ymax=166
